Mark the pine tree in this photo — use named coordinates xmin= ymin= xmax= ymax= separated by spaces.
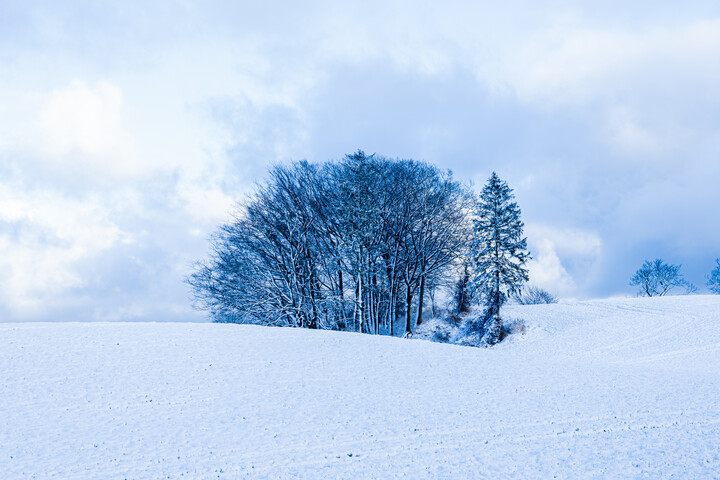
xmin=453 ymin=261 xmax=472 ymax=314
xmin=469 ymin=172 xmax=529 ymax=345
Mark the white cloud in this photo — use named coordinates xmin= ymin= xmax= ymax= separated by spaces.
xmin=604 ymin=106 xmax=662 ymax=155
xmin=178 ymin=185 xmax=235 ymax=228
xmin=34 ymin=80 xmax=145 ymax=178
xmin=525 ymin=224 xmax=602 ymax=298
xmin=526 ymin=239 xmax=576 ymax=296
xmin=0 ymin=73 xmax=242 ymax=320
xmin=502 ymin=18 xmax=720 ymax=107
xmin=0 ymin=186 xmax=129 ymax=317
xmin=38 ymin=80 xmax=123 ymax=155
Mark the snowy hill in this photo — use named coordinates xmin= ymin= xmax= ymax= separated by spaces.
xmin=2 ymin=296 xmax=719 ymax=479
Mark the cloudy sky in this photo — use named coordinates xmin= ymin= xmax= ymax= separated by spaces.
xmin=1 ymin=1 xmax=719 ymax=322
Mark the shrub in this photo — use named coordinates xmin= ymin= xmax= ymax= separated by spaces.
xmin=452 ymin=321 xmax=485 ymax=347
xmin=416 ymin=312 xmax=463 ymax=343
xmin=417 ymin=311 xmax=526 ymax=347
xmin=502 ymin=318 xmax=527 ymax=337
xmin=515 ymin=286 xmax=558 ymax=305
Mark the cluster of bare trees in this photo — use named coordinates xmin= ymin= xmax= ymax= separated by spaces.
xmin=188 ymin=151 xmax=473 ymax=336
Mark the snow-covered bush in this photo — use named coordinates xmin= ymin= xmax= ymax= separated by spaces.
xmin=451 ymin=310 xmax=494 ymax=347
xmin=451 ymin=312 xmax=527 ymax=347
xmin=515 ymin=286 xmax=558 ymax=305
xmin=502 ymin=318 xmax=527 ymax=337
xmin=416 ymin=310 xmax=526 ymax=347
xmin=415 ymin=313 xmax=463 ymax=343
xmin=452 ymin=319 xmax=485 ymax=347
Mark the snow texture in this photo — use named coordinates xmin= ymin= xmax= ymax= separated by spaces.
xmin=2 ymin=295 xmax=720 ymax=479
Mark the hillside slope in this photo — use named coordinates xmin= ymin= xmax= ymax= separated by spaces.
xmin=1 ymin=296 xmax=719 ymax=479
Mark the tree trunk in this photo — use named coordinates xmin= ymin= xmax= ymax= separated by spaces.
xmin=372 ymin=274 xmax=379 ymax=334
xmin=458 ymin=264 xmax=471 ymax=313
xmin=353 ymin=281 xmax=360 ymax=332
xmin=387 ymin=267 xmax=395 ymax=337
xmin=337 ymin=261 xmax=344 ymax=295
xmin=405 ymin=283 xmax=413 ymax=335
xmin=482 ymin=311 xmax=502 ymax=345
xmin=482 ymin=270 xmax=503 ymax=345
xmin=338 ymin=263 xmax=344 ymax=309
xmin=416 ymin=273 xmax=426 ymax=327
xmin=388 ymin=282 xmax=396 ymax=337
xmin=309 ymin=287 xmax=318 ymax=329
xmin=429 ymin=281 xmax=436 ymax=318
xmin=358 ymin=274 xmax=364 ymax=333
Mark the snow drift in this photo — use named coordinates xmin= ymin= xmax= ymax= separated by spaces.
xmin=1 ymin=295 xmax=719 ymax=478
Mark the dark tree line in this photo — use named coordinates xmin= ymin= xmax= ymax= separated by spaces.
xmin=188 ymin=151 xmax=475 ymax=336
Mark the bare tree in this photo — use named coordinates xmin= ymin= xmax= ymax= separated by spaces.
xmin=630 ymin=259 xmax=694 ymax=297
xmin=708 ymin=259 xmax=720 ymax=294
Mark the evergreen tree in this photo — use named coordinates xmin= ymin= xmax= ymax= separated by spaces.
xmin=468 ymin=172 xmax=529 ymax=345
xmin=707 ymin=259 xmax=720 ymax=294
xmin=453 ymin=261 xmax=472 ymax=314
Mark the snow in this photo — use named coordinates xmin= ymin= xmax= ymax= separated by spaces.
xmin=1 ymin=295 xmax=719 ymax=479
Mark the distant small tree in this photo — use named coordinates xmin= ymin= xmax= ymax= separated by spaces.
xmin=468 ymin=172 xmax=529 ymax=345
xmin=707 ymin=259 xmax=720 ymax=294
xmin=629 ymin=259 xmax=694 ymax=297
xmin=515 ymin=286 xmax=558 ymax=305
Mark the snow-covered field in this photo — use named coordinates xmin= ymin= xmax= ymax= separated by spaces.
xmin=2 ymin=296 xmax=719 ymax=479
